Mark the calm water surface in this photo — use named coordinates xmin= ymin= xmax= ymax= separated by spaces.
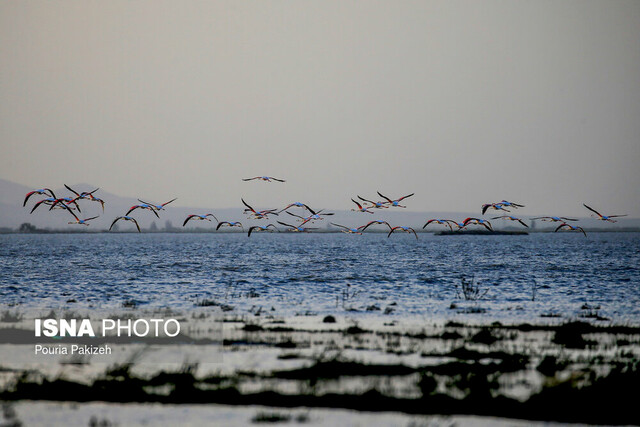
xmin=1 ymin=233 xmax=639 ymax=323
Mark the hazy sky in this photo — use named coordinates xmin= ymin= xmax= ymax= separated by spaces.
xmin=1 ymin=1 xmax=639 ymax=216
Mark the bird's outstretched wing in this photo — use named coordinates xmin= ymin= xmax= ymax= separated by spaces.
xmin=583 ymin=204 xmax=602 ymax=218
xmin=183 ymin=215 xmax=197 ymax=226
xmin=64 ymin=184 xmax=80 ymax=197
xmin=397 ymin=193 xmax=414 ymax=202
xmin=377 ymin=191 xmax=392 ymax=203
xmin=109 ymin=217 xmax=122 ymax=231
xmin=330 ymin=223 xmax=350 ymax=231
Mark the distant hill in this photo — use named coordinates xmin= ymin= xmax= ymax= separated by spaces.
xmin=1 ymin=178 xmax=638 ymax=232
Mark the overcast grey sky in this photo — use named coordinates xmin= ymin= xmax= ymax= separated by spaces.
xmin=1 ymin=1 xmax=639 ymax=217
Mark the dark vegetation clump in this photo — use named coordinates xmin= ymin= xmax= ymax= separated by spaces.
xmin=251 ymin=411 xmax=291 ymax=423
xmin=470 ymin=328 xmax=499 ymax=345
xmin=552 ymin=321 xmax=595 ymax=349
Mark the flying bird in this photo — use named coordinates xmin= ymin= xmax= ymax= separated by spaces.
xmin=331 ymin=223 xmax=362 ymax=235
xmin=24 ymin=189 xmax=56 ymax=207
xmin=86 ymin=195 xmax=106 ymax=212
xmin=278 ymin=202 xmax=314 ymax=214
xmin=247 ymin=224 xmax=279 ymax=237
xmin=64 ymin=185 xmax=105 ymax=211
xmin=276 ymin=221 xmax=317 ymax=233
xmin=351 ymin=199 xmax=374 ymax=214
xmin=358 ymin=220 xmax=392 ymax=232
xmin=357 ymin=195 xmax=388 ymax=209
xmin=242 ymin=176 xmax=285 ymax=182
xmin=286 ymin=210 xmax=334 ymax=223
xmin=555 ymin=223 xmax=587 ymax=237
xmin=387 ymin=226 xmax=419 ymax=240
xmin=530 ymin=216 xmax=577 ymax=222
xmin=216 ymin=221 xmax=244 ymax=231
xmin=463 ymin=217 xmax=494 ymax=231
xmin=29 ymin=198 xmax=58 ymax=214
xmin=242 ymin=198 xmax=279 ymax=219
xmin=138 ymin=198 xmax=177 ymax=212
xmin=499 ymin=200 xmax=525 ymax=209
xmin=183 ymin=214 xmax=218 ymax=226
xmin=69 ymin=215 xmax=100 ymax=226
xmin=423 ymin=219 xmax=454 ymax=231
xmin=491 ymin=215 xmax=529 ymax=228
xmin=109 ymin=216 xmax=141 ymax=232
xmin=127 ymin=204 xmax=159 ymax=218
xmin=64 ymin=184 xmax=99 ymax=200
xmin=482 ymin=203 xmax=510 ymax=215
xmin=583 ymin=204 xmax=627 ymax=223
xmin=377 ymin=191 xmax=414 ymax=208
xmin=446 ymin=220 xmax=467 ymax=230
xmin=49 ymin=197 xmax=82 ymax=212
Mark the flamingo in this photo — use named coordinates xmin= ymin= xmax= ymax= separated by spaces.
xmin=69 ymin=216 xmax=99 ymax=226
xmin=530 ymin=216 xmax=577 ymax=222
xmin=29 ymin=198 xmax=58 ymax=214
xmin=247 ymin=224 xmax=279 ymax=237
xmin=65 ymin=185 xmax=105 ymax=211
xmin=34 ymin=198 xmax=78 ymax=219
xmin=109 ymin=216 xmax=141 ymax=232
xmin=423 ymin=219 xmax=454 ymax=231
xmin=377 ymin=191 xmax=414 ymax=208
xmin=138 ymin=198 xmax=177 ymax=212
xmin=499 ymin=200 xmax=525 ymax=209
xmin=358 ymin=220 xmax=392 ymax=232
xmin=242 ymin=176 xmax=285 ymax=182
xmin=278 ymin=202 xmax=314 ymax=214
xmin=555 ymin=223 xmax=587 ymax=237
xmin=583 ymin=204 xmax=627 ymax=223
xmin=24 ymin=189 xmax=56 ymax=206
xmin=216 ymin=221 xmax=244 ymax=231
xmin=387 ymin=226 xmax=418 ymax=240
xmin=86 ymin=195 xmax=106 ymax=212
xmin=351 ymin=198 xmax=374 ymax=214
xmin=286 ymin=209 xmax=334 ymax=223
xmin=357 ymin=195 xmax=388 ymax=209
xmin=242 ymin=198 xmax=279 ymax=219
xmin=49 ymin=197 xmax=82 ymax=212
xmin=276 ymin=221 xmax=317 ymax=233
xmin=491 ymin=215 xmax=529 ymax=228
xmin=482 ymin=203 xmax=510 ymax=215
xmin=183 ymin=214 xmax=218 ymax=226
xmin=331 ymin=223 xmax=362 ymax=235
xmin=463 ymin=217 xmax=493 ymax=231
xmin=64 ymin=184 xmax=99 ymax=200
xmin=446 ymin=220 xmax=468 ymax=230
xmin=127 ymin=204 xmax=159 ymax=218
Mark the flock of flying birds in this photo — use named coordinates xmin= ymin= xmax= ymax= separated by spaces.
xmin=22 ymin=177 xmax=627 ymax=238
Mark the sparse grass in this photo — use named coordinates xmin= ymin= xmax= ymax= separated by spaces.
xmin=0 ymin=310 xmax=23 ymax=323
xmin=455 ymin=276 xmax=489 ymax=301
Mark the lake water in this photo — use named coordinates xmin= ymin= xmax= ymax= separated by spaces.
xmin=1 ymin=232 xmax=639 ymax=324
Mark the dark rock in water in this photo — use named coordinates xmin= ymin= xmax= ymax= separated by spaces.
xmin=441 ymin=331 xmax=463 ymax=340
xmin=345 ymin=325 xmax=366 ymax=334
xmin=471 ymin=328 xmax=499 ymax=345
xmin=322 ymin=315 xmax=336 ymax=323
